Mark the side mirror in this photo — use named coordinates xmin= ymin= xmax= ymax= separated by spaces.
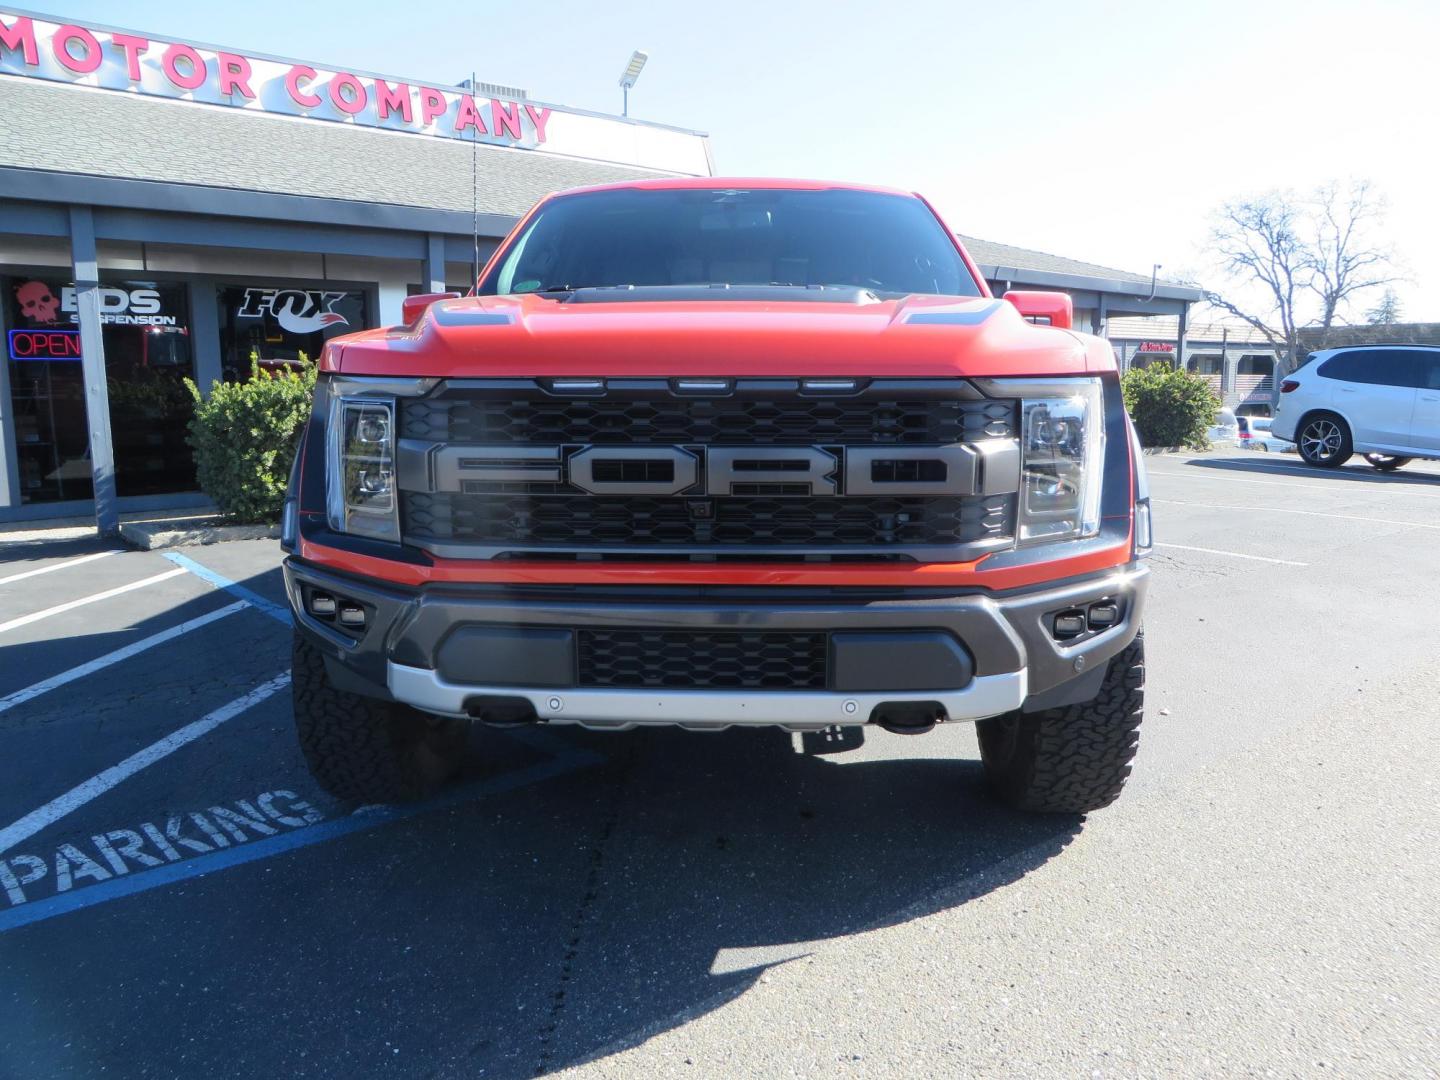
xmin=402 ymin=291 xmax=460 ymax=326
xmin=1003 ymin=290 xmax=1073 ymax=330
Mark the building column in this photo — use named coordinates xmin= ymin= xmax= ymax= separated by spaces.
xmin=188 ymin=278 xmax=223 ymax=395
xmin=1094 ymin=295 xmax=1109 ymax=338
xmin=424 ymin=233 xmax=447 ymax=294
xmin=69 ymin=206 xmax=119 ymax=536
xmin=1175 ymin=305 xmax=1189 ymax=372
xmin=0 ymin=297 xmax=18 ymax=508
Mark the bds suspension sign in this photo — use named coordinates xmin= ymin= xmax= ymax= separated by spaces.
xmin=0 ymin=11 xmax=711 ymax=174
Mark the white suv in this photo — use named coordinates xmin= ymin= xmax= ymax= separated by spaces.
xmin=1272 ymin=345 xmax=1440 ymax=471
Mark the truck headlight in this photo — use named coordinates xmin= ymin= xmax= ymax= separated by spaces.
xmin=327 ymin=396 xmax=400 ymax=542
xmin=1017 ymin=378 xmax=1105 ymax=544
xmin=977 ymin=377 xmax=1106 ymax=546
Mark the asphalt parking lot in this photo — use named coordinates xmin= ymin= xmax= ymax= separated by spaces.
xmin=2 ymin=450 xmax=1439 ymax=1079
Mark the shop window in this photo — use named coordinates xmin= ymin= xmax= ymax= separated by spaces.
xmin=216 ymin=285 xmax=368 ymax=379
xmin=1187 ymin=354 xmax=1223 ymax=376
xmin=5 ymin=275 xmax=194 ymax=504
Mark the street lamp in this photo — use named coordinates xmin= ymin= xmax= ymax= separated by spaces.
xmin=619 ymin=50 xmax=648 ymax=117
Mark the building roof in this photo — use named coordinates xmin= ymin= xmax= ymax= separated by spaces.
xmin=1107 ymin=315 xmax=1277 ymax=346
xmin=0 ymin=78 xmax=679 ymax=220
xmin=956 ymin=233 xmax=1202 ymax=305
xmin=1297 ymin=323 xmax=1440 ymax=348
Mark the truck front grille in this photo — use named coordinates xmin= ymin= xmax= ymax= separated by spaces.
xmin=578 ymin=629 xmax=828 ymax=690
xmin=395 ymin=380 xmax=1020 ymax=560
xmin=401 ymin=492 xmax=1014 ymax=549
xmin=401 ymin=392 xmax=1014 ymax=445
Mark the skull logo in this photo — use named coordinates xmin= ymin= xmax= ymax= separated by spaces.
xmin=15 ymin=281 xmax=61 ymax=325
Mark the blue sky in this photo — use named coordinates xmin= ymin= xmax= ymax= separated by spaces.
xmin=32 ymin=0 xmax=1440 ymax=319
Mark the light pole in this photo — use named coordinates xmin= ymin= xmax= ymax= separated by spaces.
xmin=619 ymin=50 xmax=648 ymax=117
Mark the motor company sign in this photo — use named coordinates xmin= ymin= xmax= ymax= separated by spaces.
xmin=0 ymin=11 xmax=711 ymax=173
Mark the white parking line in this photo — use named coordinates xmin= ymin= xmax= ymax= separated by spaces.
xmin=0 ymin=601 xmax=249 ymax=716
xmin=0 ymin=567 xmax=187 ymax=635
xmin=1153 ymin=498 xmax=1440 ymax=530
xmin=1147 ymin=466 xmax=1440 ymax=499
xmin=0 ymin=550 xmax=120 ymax=586
xmin=1153 ymin=543 xmax=1308 ymax=567
xmin=0 ymin=673 xmax=291 ymax=856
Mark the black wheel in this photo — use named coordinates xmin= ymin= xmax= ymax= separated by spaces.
xmin=1365 ymin=454 xmax=1411 ymax=472
xmin=292 ymin=631 xmax=468 ymax=803
xmin=1297 ymin=413 xmax=1353 ymax=467
xmin=976 ymin=632 xmax=1144 ymax=814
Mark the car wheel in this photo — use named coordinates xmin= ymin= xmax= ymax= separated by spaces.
xmin=1365 ymin=454 xmax=1411 ymax=472
xmin=1297 ymin=414 xmax=1353 ymax=467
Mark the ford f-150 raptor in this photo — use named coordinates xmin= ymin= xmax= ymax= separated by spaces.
xmin=281 ymin=178 xmax=1152 ymax=813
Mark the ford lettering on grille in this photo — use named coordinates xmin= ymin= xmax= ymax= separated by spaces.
xmin=404 ymin=442 xmax=1017 ymax=498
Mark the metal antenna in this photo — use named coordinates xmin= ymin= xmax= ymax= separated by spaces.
xmin=471 ymin=71 xmax=480 ymax=294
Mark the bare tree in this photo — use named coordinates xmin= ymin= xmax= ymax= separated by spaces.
xmin=1306 ymin=181 xmax=1397 ymax=340
xmin=1202 ymin=193 xmax=1308 ymax=370
xmin=1203 ymin=182 xmax=1396 ymax=371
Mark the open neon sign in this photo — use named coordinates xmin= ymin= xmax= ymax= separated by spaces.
xmin=8 ymin=328 xmax=82 ymax=361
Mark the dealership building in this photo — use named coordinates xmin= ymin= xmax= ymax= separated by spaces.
xmin=0 ymin=8 xmax=1199 ymax=530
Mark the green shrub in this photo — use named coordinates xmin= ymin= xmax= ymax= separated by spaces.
xmin=185 ymin=354 xmax=316 ymax=523
xmin=1121 ymin=361 xmax=1220 ymax=450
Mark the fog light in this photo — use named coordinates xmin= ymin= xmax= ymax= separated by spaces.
xmin=338 ymin=604 xmax=366 ymax=627
xmin=309 ymin=593 xmax=336 ymax=617
xmin=1088 ymin=602 xmax=1120 ymax=629
xmin=1054 ymin=610 xmax=1087 ymax=638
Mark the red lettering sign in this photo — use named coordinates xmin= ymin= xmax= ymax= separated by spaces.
xmin=0 ymin=14 xmax=39 ymax=66
xmin=418 ymin=86 xmax=447 ymax=127
xmin=375 ymin=80 xmax=412 ymax=122
xmin=217 ymin=52 xmax=255 ymax=99
xmin=109 ymin=33 xmax=149 ymax=80
xmin=8 ymin=329 xmax=82 ymax=361
xmin=328 ymin=71 xmax=366 ymax=115
xmin=285 ymin=64 xmax=322 ymax=108
xmin=162 ymin=43 xmax=207 ymax=90
xmin=524 ymin=104 xmax=551 ymax=144
xmin=54 ymin=24 xmax=101 ymax=73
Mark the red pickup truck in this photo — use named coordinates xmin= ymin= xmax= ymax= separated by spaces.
xmin=281 ymin=178 xmax=1151 ymax=814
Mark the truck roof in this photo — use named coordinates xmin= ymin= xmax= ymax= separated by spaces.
xmin=550 ymin=176 xmax=917 ymax=198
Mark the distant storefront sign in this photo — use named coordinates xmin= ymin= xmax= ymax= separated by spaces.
xmin=236 ymin=288 xmax=350 ymax=336
xmin=0 ymin=11 xmax=711 ymax=173
xmin=1137 ymin=342 xmax=1175 ymax=353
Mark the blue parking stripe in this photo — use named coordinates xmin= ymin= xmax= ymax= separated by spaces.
xmin=163 ymin=551 xmax=291 ymax=624
xmin=0 ymin=734 xmax=603 ymax=934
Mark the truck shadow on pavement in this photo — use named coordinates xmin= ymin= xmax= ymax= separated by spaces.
xmin=155 ymin=725 xmax=1079 ymax=1080
xmin=501 ymin=727 xmax=1085 ymax=1078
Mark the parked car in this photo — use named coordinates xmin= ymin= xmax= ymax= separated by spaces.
xmin=1207 ymin=406 xmax=1239 ymax=445
xmin=1237 ymin=415 xmax=1296 ymax=453
xmin=1272 ymin=345 xmax=1440 ymax=470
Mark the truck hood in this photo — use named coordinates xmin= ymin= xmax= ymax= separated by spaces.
xmin=330 ymin=292 xmax=1100 ymax=378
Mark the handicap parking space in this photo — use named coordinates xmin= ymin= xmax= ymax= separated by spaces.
xmin=0 ymin=534 xmax=1078 ymax=1078
xmin=2 ymin=456 xmax=1438 ymax=1077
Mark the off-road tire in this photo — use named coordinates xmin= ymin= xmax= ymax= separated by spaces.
xmin=292 ymin=631 xmax=468 ymax=804
xmin=1365 ymin=454 xmax=1411 ymax=472
xmin=976 ymin=632 xmax=1144 ymax=814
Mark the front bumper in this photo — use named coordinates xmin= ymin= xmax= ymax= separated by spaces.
xmin=285 ymin=560 xmax=1148 ymax=731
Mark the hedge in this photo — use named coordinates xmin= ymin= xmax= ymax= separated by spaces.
xmin=1121 ymin=361 xmax=1220 ymax=451
xmin=185 ymin=355 xmax=316 ymax=523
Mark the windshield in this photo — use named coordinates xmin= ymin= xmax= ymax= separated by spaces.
xmin=477 ymin=187 xmax=982 ymax=299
